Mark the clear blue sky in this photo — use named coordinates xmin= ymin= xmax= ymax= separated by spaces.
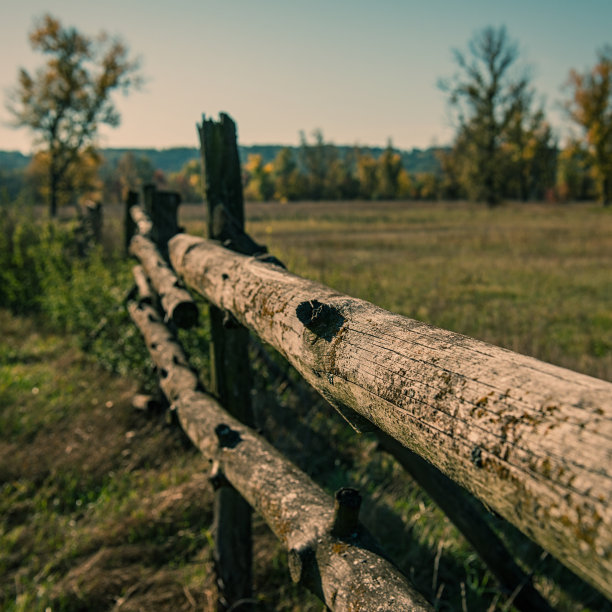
xmin=1 ymin=0 xmax=611 ymax=153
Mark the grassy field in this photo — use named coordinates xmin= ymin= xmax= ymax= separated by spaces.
xmin=237 ymin=200 xmax=612 ymax=381
xmin=1 ymin=199 xmax=611 ymax=611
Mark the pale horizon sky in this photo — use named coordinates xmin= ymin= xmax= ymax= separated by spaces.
xmin=1 ymin=0 xmax=611 ymax=154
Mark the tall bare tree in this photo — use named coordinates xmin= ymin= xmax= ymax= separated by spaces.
xmin=6 ymin=14 xmax=141 ymax=216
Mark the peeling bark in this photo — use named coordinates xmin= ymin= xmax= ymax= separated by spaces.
xmin=128 ymin=294 xmax=432 ymax=611
xmin=169 ymin=233 xmax=612 ymax=599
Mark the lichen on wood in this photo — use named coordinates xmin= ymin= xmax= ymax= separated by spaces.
xmin=129 ymin=232 xmax=198 ymax=329
xmin=127 ymin=282 xmax=432 ymax=611
xmin=169 ymin=232 xmax=612 ymax=599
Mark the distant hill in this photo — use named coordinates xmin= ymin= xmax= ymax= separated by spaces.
xmin=0 ymin=145 xmax=446 ymax=176
xmin=0 ymin=151 xmax=30 ymax=171
xmin=100 ymin=147 xmax=199 ymax=174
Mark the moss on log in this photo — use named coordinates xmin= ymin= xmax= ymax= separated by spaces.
xmin=169 ymin=233 xmax=612 ymax=599
xmin=128 ymin=293 xmax=432 ymax=611
xmin=130 ymin=233 xmax=198 ymax=329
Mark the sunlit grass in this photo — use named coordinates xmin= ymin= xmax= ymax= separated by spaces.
xmin=2 ymin=200 xmax=611 ymax=611
xmin=237 ymin=200 xmax=612 ymax=381
xmin=182 ymin=198 xmax=612 ymax=609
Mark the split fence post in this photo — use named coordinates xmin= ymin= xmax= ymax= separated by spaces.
xmin=198 ymin=112 xmax=254 ymax=611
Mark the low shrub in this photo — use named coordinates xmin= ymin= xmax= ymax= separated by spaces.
xmin=0 ymin=201 xmax=163 ymax=385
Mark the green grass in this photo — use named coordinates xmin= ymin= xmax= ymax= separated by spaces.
xmin=238 ymin=200 xmax=612 ymax=381
xmin=185 ymin=199 xmax=612 ymax=609
xmin=1 ymin=199 xmax=611 ymax=611
xmin=0 ymin=310 xmax=322 ymax=611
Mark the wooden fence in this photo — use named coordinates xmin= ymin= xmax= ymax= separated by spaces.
xmin=125 ymin=113 xmax=612 ymax=611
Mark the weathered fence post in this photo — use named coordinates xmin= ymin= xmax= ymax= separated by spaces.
xmin=198 ymin=113 xmax=254 ymax=611
xmin=142 ymin=184 xmax=181 ymax=259
xmin=124 ymin=190 xmax=139 ymax=254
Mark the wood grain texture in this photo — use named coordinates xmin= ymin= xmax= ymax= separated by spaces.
xmin=128 ymin=293 xmax=432 ymax=611
xmin=169 ymin=232 xmax=612 ymax=599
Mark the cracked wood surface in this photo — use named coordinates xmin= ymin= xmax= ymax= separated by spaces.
xmin=128 ymin=292 xmax=431 ymax=611
xmin=169 ymin=232 xmax=612 ymax=599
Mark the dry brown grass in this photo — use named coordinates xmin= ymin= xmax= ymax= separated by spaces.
xmin=3 ymin=199 xmax=611 ymax=611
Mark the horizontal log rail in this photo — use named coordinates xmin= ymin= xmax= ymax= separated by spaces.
xmin=129 ymin=230 xmax=198 ymax=329
xmin=128 ymin=287 xmax=431 ymax=611
xmin=168 ymin=232 xmax=612 ymax=599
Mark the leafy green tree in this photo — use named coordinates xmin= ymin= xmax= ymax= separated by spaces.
xmin=6 ymin=14 xmax=141 ymax=216
xmin=565 ymin=47 xmax=612 ymax=205
xmin=503 ymin=97 xmax=557 ymax=201
xmin=375 ymin=141 xmax=403 ymax=199
xmin=167 ymin=159 xmax=202 ymax=203
xmin=556 ymin=142 xmax=595 ymax=201
xmin=243 ymin=154 xmax=274 ymax=201
xmin=325 ymin=156 xmax=358 ymax=199
xmin=27 ymin=146 xmax=102 ymax=208
xmin=440 ymin=26 xmax=534 ymax=205
xmin=437 ymin=147 xmax=466 ymax=200
xmin=97 ymin=151 xmax=154 ymax=204
xmin=396 ymin=167 xmax=416 ymax=199
xmin=356 ymin=150 xmax=378 ymax=199
xmin=271 ymin=147 xmax=303 ymax=202
xmin=298 ymin=130 xmax=342 ymax=199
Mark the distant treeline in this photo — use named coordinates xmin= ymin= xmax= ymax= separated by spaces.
xmin=0 ymin=137 xmax=445 ymax=205
xmin=0 ymin=130 xmax=596 ymax=205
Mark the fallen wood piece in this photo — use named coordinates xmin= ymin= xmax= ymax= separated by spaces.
xmin=128 ymin=295 xmax=432 ymax=611
xmin=130 ymin=233 xmax=198 ymax=329
xmin=169 ymin=233 xmax=612 ymax=599
xmin=131 ymin=393 xmax=164 ymax=412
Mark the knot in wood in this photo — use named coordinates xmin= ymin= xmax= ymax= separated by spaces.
xmin=471 ymin=445 xmax=483 ymax=468
xmin=214 ymin=423 xmax=242 ymax=449
xmin=296 ymin=299 xmax=345 ymax=342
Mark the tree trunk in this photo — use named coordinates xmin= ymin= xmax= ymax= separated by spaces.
xmin=49 ymin=165 xmax=59 ymax=218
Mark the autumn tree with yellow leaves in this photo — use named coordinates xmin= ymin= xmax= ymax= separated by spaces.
xmin=6 ymin=14 xmax=141 ymax=216
xmin=565 ymin=47 xmax=612 ymax=205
